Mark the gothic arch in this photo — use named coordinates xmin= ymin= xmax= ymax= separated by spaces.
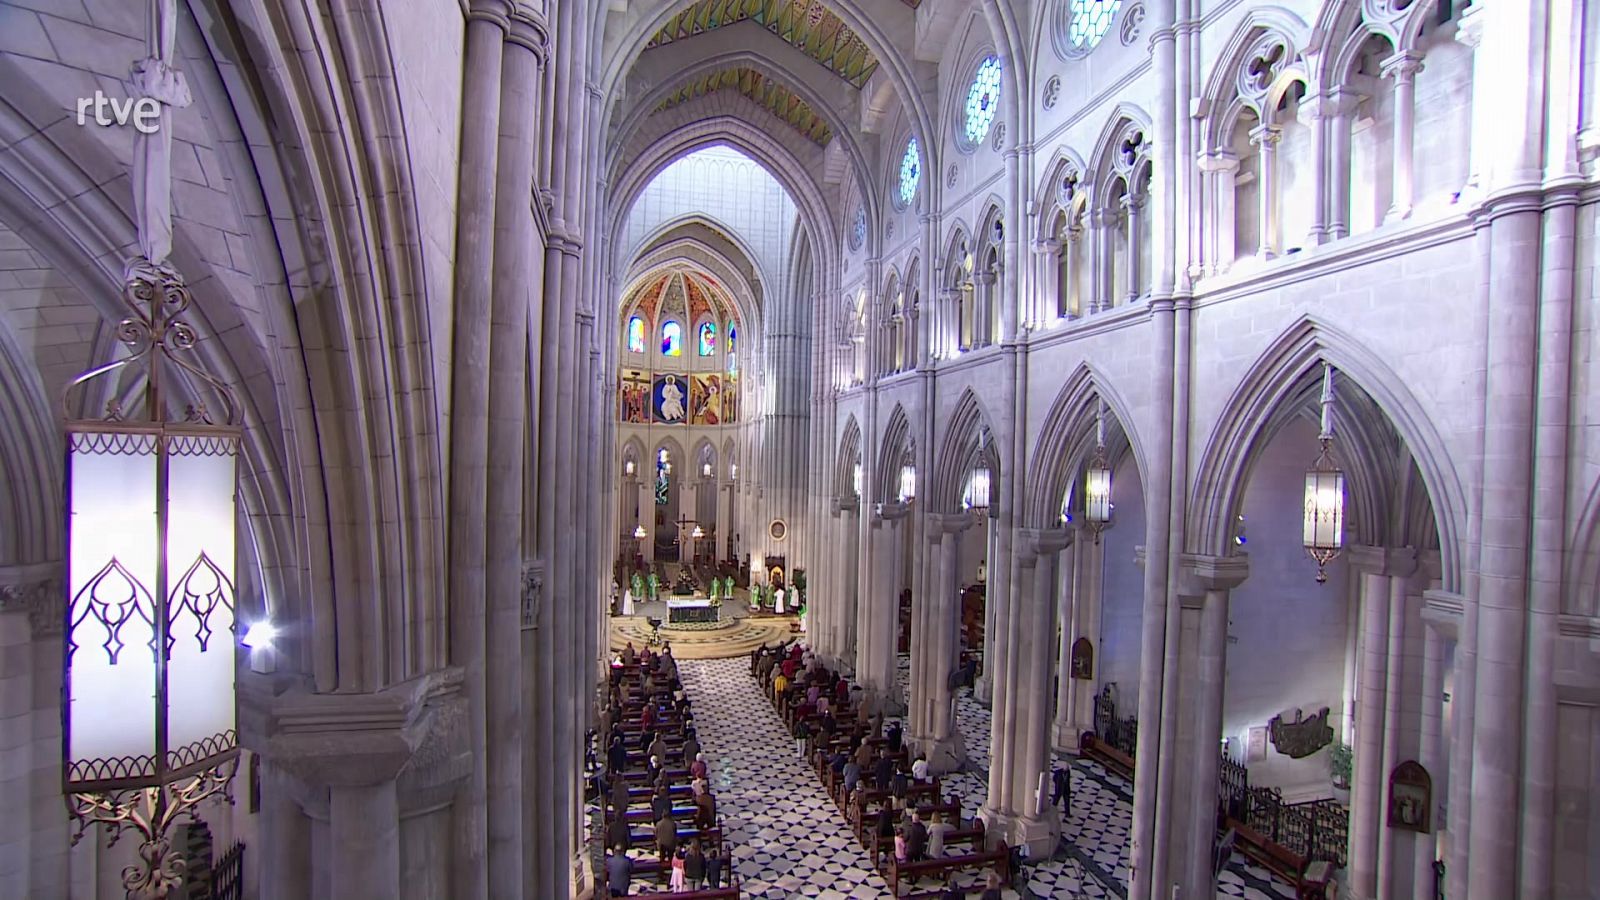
xmin=1187 ymin=316 xmax=1468 ymax=590
xmin=1034 ymin=147 xmax=1090 ymax=238
xmin=1570 ymin=480 xmax=1600 ymax=616
xmin=1024 ymin=363 xmax=1150 ymax=529
xmin=931 ymin=389 xmax=1002 ymax=515
xmin=595 ymin=0 xmax=938 ymax=212
xmin=875 ymin=404 xmax=916 ymax=504
xmin=1199 ymin=9 xmax=1312 ymax=151
xmin=836 ymin=415 xmax=863 ymax=502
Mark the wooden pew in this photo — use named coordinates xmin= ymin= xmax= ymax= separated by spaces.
xmin=1081 ymin=732 xmax=1135 ymax=781
xmin=1224 ymin=818 xmax=1308 ymax=893
xmin=885 ymin=841 xmax=1011 ymax=898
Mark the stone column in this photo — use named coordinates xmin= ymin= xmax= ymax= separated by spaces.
xmin=1250 ymin=124 xmax=1282 ymax=258
xmin=640 ymin=479 xmax=656 ymax=563
xmin=446 ymin=5 xmax=508 ymax=895
xmin=716 ymin=481 xmax=732 ymax=561
xmin=331 ymin=783 xmax=401 ymax=899
xmin=858 ymin=505 xmax=907 ymax=705
xmin=1048 ymin=531 xmax=1079 ymax=748
xmin=982 ymin=528 xmax=1070 ymax=858
xmin=1325 ymin=89 xmax=1361 ymax=240
xmin=1089 ymin=209 xmax=1113 ymax=313
xmin=838 ymin=506 xmax=861 ymax=666
xmin=1346 ymin=547 xmax=1417 ymax=900
xmin=1413 ymin=615 xmax=1447 ymax=897
xmin=1122 ymin=193 xmax=1144 ymax=304
xmin=917 ymin=513 xmax=973 ymax=771
xmin=975 ymin=522 xmax=998 ymax=704
xmin=1198 ymin=151 xmax=1239 ymax=274
xmin=1301 ymin=91 xmax=1333 ymax=246
xmin=485 ymin=13 xmax=544 ymax=898
xmin=1381 ymin=53 xmax=1423 ymax=222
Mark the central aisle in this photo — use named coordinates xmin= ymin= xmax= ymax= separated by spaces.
xmin=677 ymin=657 xmax=892 ymax=899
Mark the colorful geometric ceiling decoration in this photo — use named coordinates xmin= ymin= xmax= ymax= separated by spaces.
xmin=647 ymin=0 xmax=879 ymax=89
xmin=622 ymin=268 xmax=741 ymax=332
xmin=657 ymin=67 xmax=833 ymax=146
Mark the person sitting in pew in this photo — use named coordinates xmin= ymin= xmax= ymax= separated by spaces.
xmin=843 ymin=758 xmax=862 ymax=792
xmin=911 ymin=753 xmax=929 ymax=782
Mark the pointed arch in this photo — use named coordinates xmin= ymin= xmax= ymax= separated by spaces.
xmin=1024 ymin=363 xmax=1149 ymax=529
xmin=1034 ymin=146 xmax=1091 ymax=237
xmin=1187 ymin=316 xmax=1468 ymax=590
xmin=836 ymin=415 xmax=863 ymax=502
xmin=1087 ymin=103 xmax=1156 ymax=197
xmin=931 ymin=389 xmax=1002 ymax=515
xmin=1570 ymin=480 xmax=1600 ymax=616
xmin=1199 ymin=9 xmax=1312 ymax=151
xmin=875 ymin=404 xmax=916 ymax=504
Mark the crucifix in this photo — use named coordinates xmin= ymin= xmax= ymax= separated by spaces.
xmin=673 ymin=513 xmax=703 ymax=563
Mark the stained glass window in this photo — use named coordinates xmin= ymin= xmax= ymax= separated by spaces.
xmin=898 ymin=138 xmax=921 ymax=207
xmin=1070 ymin=0 xmax=1122 ymax=51
xmin=698 ymin=322 xmax=716 ymax=356
xmin=627 ymin=316 xmax=645 ymax=353
xmin=656 ymin=449 xmax=670 ymax=505
xmin=727 ymin=323 xmax=737 ymax=372
xmin=964 ymin=56 xmax=1002 ymax=146
xmin=661 ymin=321 xmax=682 ymax=356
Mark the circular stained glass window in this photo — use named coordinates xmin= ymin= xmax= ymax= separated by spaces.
xmin=850 ymin=206 xmax=866 ymax=250
xmin=963 ymin=56 xmax=1003 ymax=147
xmin=898 ymin=138 xmax=921 ymax=208
xmin=1070 ymin=0 xmax=1122 ymax=51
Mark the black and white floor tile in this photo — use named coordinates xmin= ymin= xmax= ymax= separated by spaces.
xmin=592 ymin=653 xmax=1302 ymax=898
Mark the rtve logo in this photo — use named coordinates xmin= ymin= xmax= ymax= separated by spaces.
xmin=75 ymin=90 xmax=161 ymax=134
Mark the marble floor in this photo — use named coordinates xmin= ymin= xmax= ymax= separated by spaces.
xmin=592 ymin=653 xmax=1300 ymax=898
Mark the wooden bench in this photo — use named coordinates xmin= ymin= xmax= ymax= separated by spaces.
xmin=625 ymin=824 xmax=722 ymax=849
xmin=885 ymin=841 xmax=1011 ymax=898
xmin=1081 ymin=732 xmax=1135 ymax=781
xmin=1225 ymin=818 xmax=1308 ymax=892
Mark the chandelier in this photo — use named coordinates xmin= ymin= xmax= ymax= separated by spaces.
xmin=1302 ymin=364 xmax=1346 ymax=583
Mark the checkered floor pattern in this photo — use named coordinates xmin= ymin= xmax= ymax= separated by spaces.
xmin=591 ymin=654 xmax=1300 ymax=898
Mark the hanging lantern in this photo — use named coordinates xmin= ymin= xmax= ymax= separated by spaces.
xmin=852 ymin=462 xmax=863 ymax=499
xmin=1083 ymin=403 xmax=1113 ymax=543
xmin=961 ymin=467 xmax=991 ymax=513
xmin=63 ymin=259 xmax=242 ymax=889
xmin=1303 ymin=438 xmax=1345 ymax=582
xmin=691 ymin=524 xmax=705 ymax=539
xmin=898 ymin=463 xmax=917 ymax=503
xmin=1302 ymin=364 xmax=1345 ymax=583
xmin=633 ymin=524 xmax=647 ymax=539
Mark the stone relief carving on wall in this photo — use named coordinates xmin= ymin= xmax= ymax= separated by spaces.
xmin=522 ymin=563 xmax=544 ymax=630
xmin=0 ymin=575 xmax=64 ymax=635
xmin=1268 ymin=706 xmax=1334 ymax=759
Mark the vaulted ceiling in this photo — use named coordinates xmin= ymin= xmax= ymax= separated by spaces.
xmin=647 ymin=0 xmax=880 ymax=89
xmin=657 ymin=67 xmax=834 ymax=146
xmin=623 ymin=267 xmax=740 ymax=329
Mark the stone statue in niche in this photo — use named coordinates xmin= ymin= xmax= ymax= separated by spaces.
xmin=1070 ymin=637 xmax=1094 ymax=680
xmin=1388 ymin=760 xmax=1432 ymax=833
xmin=1267 ymin=706 xmax=1334 ymax=759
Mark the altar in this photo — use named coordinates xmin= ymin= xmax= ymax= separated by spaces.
xmin=667 ymin=597 xmax=718 ymax=624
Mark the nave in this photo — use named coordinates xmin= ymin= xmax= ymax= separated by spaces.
xmin=592 ymin=647 xmax=1300 ymax=899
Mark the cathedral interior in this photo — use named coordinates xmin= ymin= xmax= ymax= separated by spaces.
xmin=0 ymin=0 xmax=1598 ymax=898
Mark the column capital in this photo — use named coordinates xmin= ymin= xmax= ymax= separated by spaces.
xmin=1179 ymin=553 xmax=1250 ymax=591
xmin=0 ymin=563 xmax=63 ymax=636
xmin=926 ymin=511 xmax=976 ymax=536
xmin=872 ymin=501 xmax=912 ymax=524
xmin=1015 ymin=526 xmax=1072 ymax=558
xmin=506 ymin=7 xmax=550 ymax=58
xmin=464 ymin=0 xmax=514 ymax=29
xmin=1380 ymin=50 xmax=1425 ymax=82
xmin=1346 ymin=545 xmax=1419 ymax=577
xmin=1249 ymin=123 xmax=1284 ymax=148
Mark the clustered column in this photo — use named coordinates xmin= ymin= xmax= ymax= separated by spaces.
xmin=911 ymin=513 xmax=973 ymax=771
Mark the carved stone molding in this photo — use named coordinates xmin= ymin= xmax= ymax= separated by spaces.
xmin=522 ymin=562 xmax=545 ymax=630
xmin=0 ymin=564 xmax=64 ymax=636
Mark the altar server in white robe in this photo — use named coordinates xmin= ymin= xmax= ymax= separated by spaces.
xmin=774 ymin=587 xmax=786 ymax=615
xmin=622 ymin=588 xmax=636 ymax=616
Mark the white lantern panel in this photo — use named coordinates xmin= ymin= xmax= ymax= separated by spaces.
xmin=164 ymin=435 xmax=239 ymax=762
xmin=67 ymin=432 xmax=159 ymax=777
xmin=1302 ymin=469 xmax=1346 ymax=550
xmin=1085 ymin=465 xmax=1113 ymax=523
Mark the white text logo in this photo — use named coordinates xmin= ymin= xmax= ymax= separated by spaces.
xmin=76 ymin=91 xmax=161 ymax=134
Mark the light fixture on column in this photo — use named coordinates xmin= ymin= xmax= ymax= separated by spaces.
xmin=1083 ymin=401 xmax=1113 ymax=543
xmin=1302 ymin=363 xmax=1346 ymax=583
xmin=897 ymin=463 xmax=917 ymax=503
xmin=633 ymin=524 xmax=647 ymax=539
xmin=701 ymin=462 xmax=712 ymax=478
xmin=730 ymin=462 xmax=738 ymax=481
xmin=63 ymin=259 xmax=243 ymax=898
xmin=624 ymin=459 xmax=635 ymax=476
xmin=852 ymin=462 xmax=863 ymax=500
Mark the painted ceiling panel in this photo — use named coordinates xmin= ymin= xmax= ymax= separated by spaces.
xmin=657 ymin=67 xmax=834 ymax=146
xmin=646 ymin=0 xmax=880 ymax=89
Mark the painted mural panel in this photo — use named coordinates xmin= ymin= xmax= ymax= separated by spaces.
xmin=653 ymin=373 xmax=689 ymax=423
xmin=620 ymin=370 xmax=651 ymax=423
xmin=690 ymin=374 xmax=723 ymax=425
xmin=722 ymin=373 xmax=738 ymax=423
